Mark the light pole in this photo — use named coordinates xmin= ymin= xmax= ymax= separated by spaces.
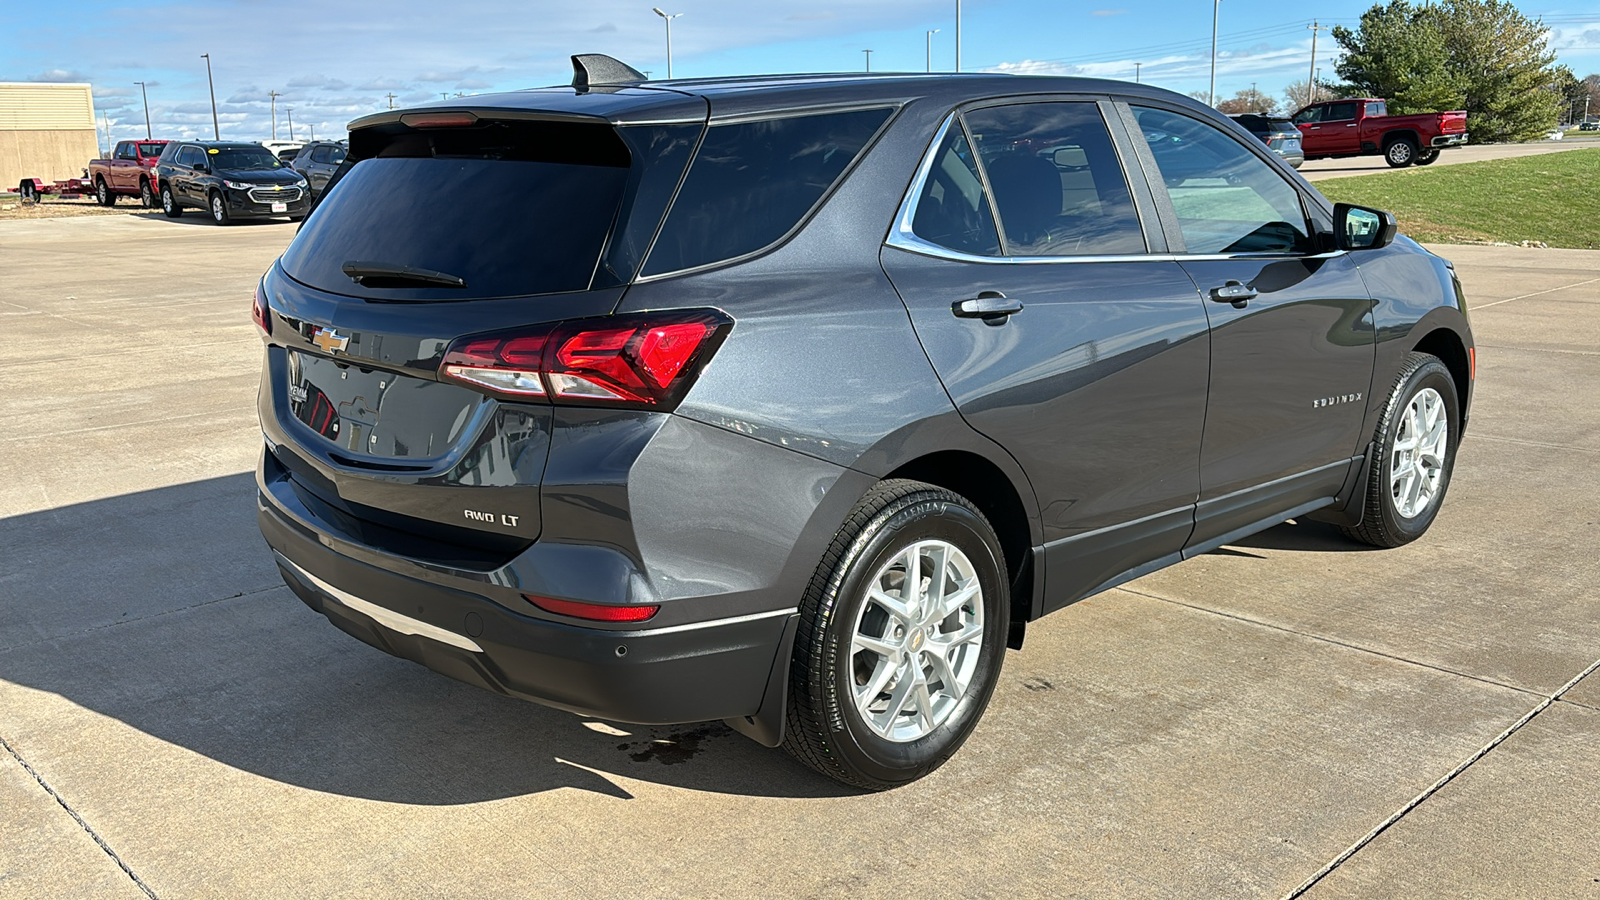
xmin=1208 ymin=0 xmax=1219 ymax=106
xmin=927 ymin=29 xmax=939 ymax=73
xmin=201 ymin=53 xmax=220 ymax=139
xmin=269 ymin=90 xmax=279 ymax=140
xmin=1307 ymin=20 xmax=1329 ymax=107
xmin=134 ymin=81 xmax=151 ymax=139
xmin=955 ymin=0 xmax=962 ymax=73
xmin=653 ymin=8 xmax=683 ymax=79
xmin=1135 ymin=62 xmax=1141 ymax=83
xmin=863 ymin=49 xmax=873 ymax=72
xmin=285 ymin=107 xmax=294 ymax=142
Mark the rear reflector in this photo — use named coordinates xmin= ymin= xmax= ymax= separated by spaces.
xmin=252 ymin=281 xmax=272 ymax=336
xmin=440 ymin=309 xmax=732 ymax=410
xmin=526 ymin=595 xmax=660 ymax=623
xmin=400 ymin=112 xmax=479 ymax=128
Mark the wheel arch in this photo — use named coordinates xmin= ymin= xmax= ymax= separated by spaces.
xmin=1411 ymin=324 xmax=1472 ymax=426
xmin=1381 ymin=128 xmax=1420 ymax=148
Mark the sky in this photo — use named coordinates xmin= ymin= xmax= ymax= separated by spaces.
xmin=2 ymin=0 xmax=1597 ymax=149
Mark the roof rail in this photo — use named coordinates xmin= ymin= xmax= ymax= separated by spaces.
xmin=571 ymin=54 xmax=647 ymax=91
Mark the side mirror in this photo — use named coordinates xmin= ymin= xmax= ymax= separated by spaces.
xmin=1334 ymin=202 xmax=1397 ymax=251
xmin=191 ymin=162 xmax=208 ymax=173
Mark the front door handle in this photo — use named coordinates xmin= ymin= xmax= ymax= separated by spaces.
xmin=953 ymin=291 xmax=1023 ymax=325
xmin=1209 ymin=281 xmax=1257 ymax=309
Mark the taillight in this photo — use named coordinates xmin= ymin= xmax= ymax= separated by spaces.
xmin=252 ymin=281 xmax=272 ymax=336
xmin=440 ymin=309 xmax=732 ymax=409
xmin=525 ymin=595 xmax=660 ymax=623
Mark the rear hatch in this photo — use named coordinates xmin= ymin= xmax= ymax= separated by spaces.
xmin=260 ymin=95 xmax=707 ymax=567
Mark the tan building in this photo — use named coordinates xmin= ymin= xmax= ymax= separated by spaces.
xmin=1 ymin=82 xmax=100 ymax=190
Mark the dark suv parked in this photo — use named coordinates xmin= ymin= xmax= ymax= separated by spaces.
xmin=256 ymin=56 xmax=1474 ymax=789
xmin=154 ymin=141 xmax=310 ymax=224
xmin=289 ymin=140 xmax=347 ymax=199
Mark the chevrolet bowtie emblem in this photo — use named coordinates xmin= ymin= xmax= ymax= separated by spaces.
xmin=311 ymin=327 xmax=350 ymax=354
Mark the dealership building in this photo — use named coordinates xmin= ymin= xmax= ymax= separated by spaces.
xmin=0 ymin=82 xmax=99 ymax=191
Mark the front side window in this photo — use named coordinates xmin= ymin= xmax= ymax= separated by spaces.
xmin=1292 ymin=106 xmax=1322 ymax=126
xmin=909 ymin=124 xmax=1001 ymax=256
xmin=1132 ymin=106 xmax=1312 ymax=255
xmin=963 ymin=102 xmax=1146 ymax=256
xmin=115 ymin=142 xmax=136 ymax=160
xmin=641 ymin=107 xmax=892 ymax=276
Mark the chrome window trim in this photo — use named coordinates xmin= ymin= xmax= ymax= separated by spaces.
xmin=885 ymin=113 xmax=1347 ymax=267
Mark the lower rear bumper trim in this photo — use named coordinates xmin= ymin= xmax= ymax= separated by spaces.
xmin=280 ymin=555 xmax=483 ymax=652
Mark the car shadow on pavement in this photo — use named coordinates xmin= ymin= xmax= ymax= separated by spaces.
xmin=130 ymin=212 xmax=293 ymax=227
xmin=0 ymin=474 xmax=859 ymax=803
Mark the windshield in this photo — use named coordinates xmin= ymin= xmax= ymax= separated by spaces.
xmin=211 ymin=147 xmax=283 ymax=170
xmin=138 ymin=142 xmax=165 ymax=157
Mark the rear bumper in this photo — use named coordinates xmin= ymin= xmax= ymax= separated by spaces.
xmin=260 ymin=488 xmax=796 ymax=724
xmin=1431 ymin=133 xmax=1468 ymax=148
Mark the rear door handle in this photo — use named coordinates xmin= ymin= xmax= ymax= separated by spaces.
xmin=1209 ymin=281 xmax=1257 ymax=309
xmin=953 ymin=291 xmax=1024 ymax=325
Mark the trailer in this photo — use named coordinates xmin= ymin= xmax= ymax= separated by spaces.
xmin=16 ymin=172 xmax=96 ymax=202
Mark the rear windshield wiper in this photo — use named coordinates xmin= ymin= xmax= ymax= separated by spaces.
xmin=341 ymin=261 xmax=467 ymax=289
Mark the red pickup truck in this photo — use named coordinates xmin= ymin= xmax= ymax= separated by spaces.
xmin=86 ymin=139 xmax=170 ymax=207
xmin=1291 ymin=98 xmax=1467 ymax=168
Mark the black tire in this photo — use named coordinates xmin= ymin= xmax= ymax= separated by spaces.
xmin=1414 ymin=148 xmax=1440 ymax=166
xmin=19 ymin=182 xmax=37 ymax=203
xmin=1384 ymin=137 xmax=1418 ymax=168
xmin=160 ymin=185 xmax=182 ymax=218
xmin=208 ymin=190 xmax=230 ymax=225
xmin=96 ymin=178 xmax=116 ymax=206
xmin=140 ymin=179 xmax=154 ymax=208
xmin=781 ymin=479 xmax=1010 ymax=790
xmin=1341 ymin=352 xmax=1460 ymax=548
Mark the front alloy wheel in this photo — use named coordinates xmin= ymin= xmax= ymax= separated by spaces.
xmin=783 ymin=479 xmax=1009 ymax=790
xmin=1342 ymin=351 xmax=1460 ymax=547
xmin=210 ymin=192 xmax=229 ymax=225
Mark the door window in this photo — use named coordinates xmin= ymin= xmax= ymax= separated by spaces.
xmin=115 ymin=142 xmax=136 ymax=160
xmin=309 ymin=146 xmax=331 ymax=164
xmin=1323 ymin=101 xmax=1359 ymax=122
xmin=963 ymin=103 xmax=1146 ymax=256
xmin=908 ymin=125 xmax=1001 ymax=256
xmin=1292 ymin=106 xmax=1322 ymax=125
xmin=1132 ymin=107 xmax=1313 ymax=255
xmin=177 ymin=146 xmax=203 ymax=168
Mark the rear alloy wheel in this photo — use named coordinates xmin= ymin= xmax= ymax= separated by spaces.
xmin=96 ymin=178 xmax=116 ymax=206
xmin=140 ymin=179 xmax=155 ymax=207
xmin=782 ymin=479 xmax=1010 ymax=790
xmin=20 ymin=183 xmax=37 ymax=203
xmin=209 ymin=191 xmax=230 ymax=225
xmin=1341 ymin=352 xmax=1460 ymax=548
xmin=1414 ymin=148 xmax=1440 ymax=166
xmin=161 ymin=185 xmax=182 ymax=218
xmin=1384 ymin=138 xmax=1417 ymax=168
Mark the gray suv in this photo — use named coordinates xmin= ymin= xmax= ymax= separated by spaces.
xmin=289 ymin=140 xmax=347 ymax=199
xmin=256 ymin=56 xmax=1475 ymax=789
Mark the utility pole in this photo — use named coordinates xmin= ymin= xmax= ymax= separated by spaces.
xmin=285 ymin=107 xmax=294 ymax=142
xmin=927 ymin=30 xmax=939 ymax=73
xmin=386 ymin=92 xmax=396 ymax=109
xmin=1307 ymin=20 xmax=1329 ymax=107
xmin=269 ymin=90 xmax=280 ymax=140
xmin=1209 ymin=0 xmax=1220 ymax=106
xmin=863 ymin=49 xmax=873 ymax=72
xmin=955 ymin=0 xmax=962 ymax=73
xmin=1135 ymin=62 xmax=1142 ymax=83
xmin=101 ymin=112 xmax=112 ymax=156
xmin=1251 ymin=81 xmax=1258 ymax=111
xmin=653 ymin=8 xmax=683 ymax=79
xmin=134 ymin=81 xmax=151 ymax=139
xmin=201 ymin=53 xmax=220 ymax=139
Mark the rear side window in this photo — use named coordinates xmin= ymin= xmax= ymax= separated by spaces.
xmin=1324 ymin=101 xmax=1359 ymax=122
xmin=964 ymin=102 xmax=1146 ymax=256
xmin=641 ymin=107 xmax=893 ymax=276
xmin=309 ymin=146 xmax=330 ymax=163
xmin=910 ymin=125 xmax=1000 ymax=257
xmin=282 ymin=120 xmax=634 ymax=302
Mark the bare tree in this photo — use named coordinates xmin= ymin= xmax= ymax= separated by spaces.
xmin=1283 ymin=78 xmax=1317 ymax=111
xmin=1217 ymin=87 xmax=1279 ymax=115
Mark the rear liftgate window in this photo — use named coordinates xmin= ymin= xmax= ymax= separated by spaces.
xmin=280 ymin=119 xmax=698 ymax=302
xmin=641 ymin=107 xmax=893 ymax=276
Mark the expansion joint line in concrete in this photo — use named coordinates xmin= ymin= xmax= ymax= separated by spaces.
xmin=1282 ymin=653 xmax=1600 ymax=899
xmin=0 ymin=731 xmax=159 ymax=899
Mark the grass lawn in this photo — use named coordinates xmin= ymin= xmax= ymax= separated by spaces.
xmin=1315 ymin=149 xmax=1600 ymax=249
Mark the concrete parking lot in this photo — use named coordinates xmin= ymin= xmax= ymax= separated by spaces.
xmin=1299 ymin=138 xmax=1600 ymax=181
xmin=3 ymin=214 xmax=1598 ymax=899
